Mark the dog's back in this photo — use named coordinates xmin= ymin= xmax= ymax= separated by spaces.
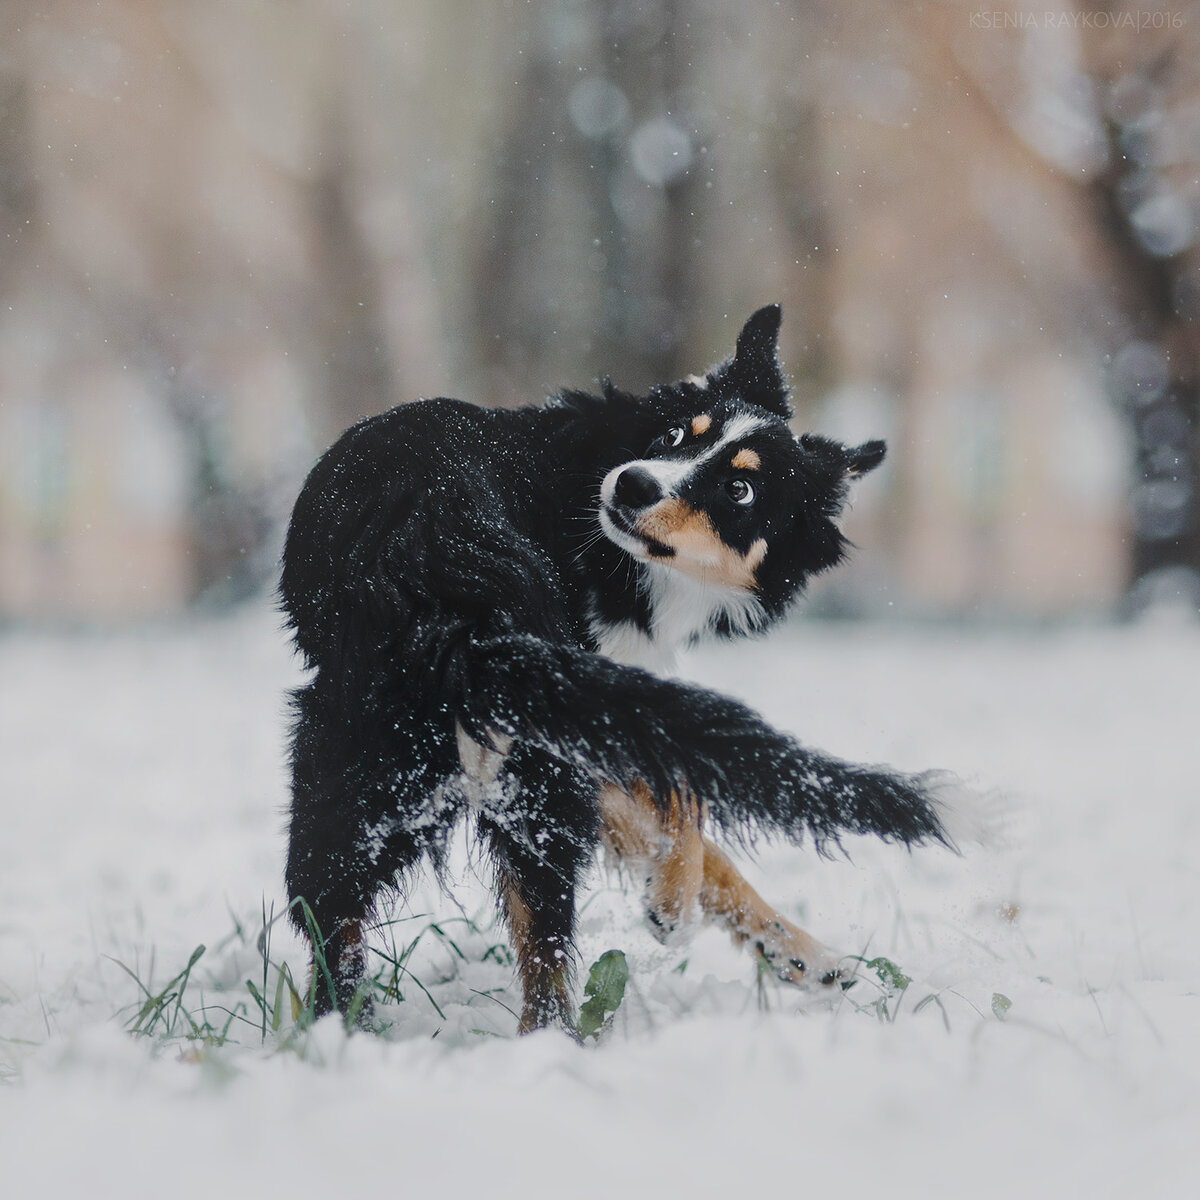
xmin=281 ymin=397 xmax=576 ymax=668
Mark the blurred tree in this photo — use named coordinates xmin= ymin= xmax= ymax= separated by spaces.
xmin=1085 ymin=33 xmax=1200 ymax=608
xmin=6 ymin=0 xmax=1197 ymax=619
xmin=595 ymin=0 xmax=701 ymax=383
xmin=819 ymin=0 xmax=1199 ymax=614
xmin=945 ymin=4 xmax=1200 ymax=607
xmin=307 ymin=99 xmax=398 ymax=435
xmin=474 ymin=0 xmax=703 ymax=397
xmin=0 ymin=74 xmax=35 ymax=230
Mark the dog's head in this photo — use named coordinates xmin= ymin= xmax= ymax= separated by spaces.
xmin=598 ymin=305 xmax=886 ymax=623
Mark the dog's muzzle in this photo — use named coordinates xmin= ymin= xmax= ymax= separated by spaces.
xmin=612 ymin=465 xmax=663 ymax=510
xmin=599 ymin=464 xmax=667 ymax=558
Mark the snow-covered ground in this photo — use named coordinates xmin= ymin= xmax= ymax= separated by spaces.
xmin=1 ymin=606 xmax=1198 ymax=1198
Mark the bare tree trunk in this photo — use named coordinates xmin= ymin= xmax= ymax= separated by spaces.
xmin=472 ymin=0 xmax=701 ymax=396
xmin=307 ymin=104 xmax=398 ymax=439
xmin=1089 ymin=103 xmax=1200 ymax=604
xmin=599 ymin=0 xmax=699 ymax=386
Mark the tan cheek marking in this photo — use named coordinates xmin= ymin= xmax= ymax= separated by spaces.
xmin=637 ymin=499 xmax=769 ymax=590
xmin=639 ymin=497 xmax=717 ymax=553
xmin=742 ymin=537 xmax=768 ymax=577
xmin=691 ymin=414 xmax=712 ymax=436
xmin=731 ymin=448 xmax=761 ymax=471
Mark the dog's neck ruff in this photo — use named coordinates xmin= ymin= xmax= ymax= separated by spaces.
xmin=592 ymin=564 xmax=765 ymax=675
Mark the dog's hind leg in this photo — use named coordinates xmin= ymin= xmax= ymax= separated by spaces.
xmin=495 ymin=862 xmax=574 ymax=1033
xmin=287 ymin=807 xmax=431 ymax=1022
xmin=599 ymin=782 xmax=848 ymax=988
xmin=285 ymin=683 xmax=448 ymax=1024
xmin=285 ymin=822 xmax=382 ymax=1021
xmin=482 ymin=748 xmax=599 ymax=1035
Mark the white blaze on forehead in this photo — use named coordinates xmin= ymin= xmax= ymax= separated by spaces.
xmin=715 ymin=411 xmax=772 ymax=450
xmin=601 ymin=411 xmax=773 ymax=504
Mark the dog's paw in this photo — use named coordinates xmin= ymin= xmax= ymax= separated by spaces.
xmin=753 ymin=921 xmax=856 ymax=990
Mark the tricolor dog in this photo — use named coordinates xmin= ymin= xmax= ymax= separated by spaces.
xmin=280 ymin=305 xmax=967 ymax=1031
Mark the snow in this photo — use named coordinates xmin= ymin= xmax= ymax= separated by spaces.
xmin=2 ymin=606 xmax=1198 ymax=1198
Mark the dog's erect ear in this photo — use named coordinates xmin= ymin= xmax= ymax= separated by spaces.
xmin=799 ymin=434 xmax=887 ymax=479
xmin=723 ymin=304 xmax=790 ymax=418
xmin=735 ymin=304 xmax=782 ymax=366
xmin=845 ymin=439 xmax=887 ymax=478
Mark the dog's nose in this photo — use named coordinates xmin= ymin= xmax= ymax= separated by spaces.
xmin=613 ymin=466 xmax=662 ymax=509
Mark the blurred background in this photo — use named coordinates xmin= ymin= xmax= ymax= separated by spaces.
xmin=2 ymin=0 xmax=1199 ymax=624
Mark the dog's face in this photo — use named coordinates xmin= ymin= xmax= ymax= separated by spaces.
xmin=598 ymin=306 xmax=885 ymax=620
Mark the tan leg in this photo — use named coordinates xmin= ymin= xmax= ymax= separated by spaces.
xmin=599 ymin=782 xmax=847 ymax=987
xmin=599 ymin=780 xmax=705 ymax=940
xmin=498 ymin=871 xmax=572 ymax=1034
xmin=305 ymin=913 xmax=375 ymax=1021
xmin=699 ymin=838 xmax=845 ymax=986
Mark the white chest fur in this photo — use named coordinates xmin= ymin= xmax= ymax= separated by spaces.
xmin=593 ymin=617 xmax=680 ymax=674
xmin=591 ymin=564 xmax=764 ymax=675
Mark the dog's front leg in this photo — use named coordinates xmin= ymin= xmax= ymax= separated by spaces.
xmin=600 ymin=782 xmax=849 ymax=988
xmin=599 ymin=782 xmax=704 ymax=942
xmin=696 ymin=838 xmax=847 ymax=987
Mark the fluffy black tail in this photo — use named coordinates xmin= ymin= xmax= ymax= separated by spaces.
xmin=463 ymin=635 xmax=963 ymax=854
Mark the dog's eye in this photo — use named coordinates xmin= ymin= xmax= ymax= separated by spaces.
xmin=726 ymin=479 xmax=755 ymax=506
xmin=663 ymin=426 xmax=686 ymax=448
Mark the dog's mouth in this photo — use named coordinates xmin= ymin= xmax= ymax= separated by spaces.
xmin=599 ymin=504 xmax=676 ymax=560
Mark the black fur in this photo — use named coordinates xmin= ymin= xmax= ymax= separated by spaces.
xmin=280 ymin=305 xmax=953 ymax=1025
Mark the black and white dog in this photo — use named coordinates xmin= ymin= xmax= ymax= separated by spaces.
xmin=280 ymin=305 xmax=966 ymax=1031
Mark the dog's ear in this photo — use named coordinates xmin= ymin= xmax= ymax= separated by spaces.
xmin=735 ymin=304 xmax=782 ymax=369
xmin=799 ymin=434 xmax=887 ymax=479
xmin=721 ymin=305 xmax=791 ymax=418
xmin=845 ymin=439 xmax=886 ymax=478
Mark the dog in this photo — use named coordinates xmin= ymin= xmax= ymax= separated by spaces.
xmin=280 ymin=304 xmax=966 ymax=1032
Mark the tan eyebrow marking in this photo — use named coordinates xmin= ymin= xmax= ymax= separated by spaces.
xmin=691 ymin=414 xmax=712 ymax=436
xmin=731 ymin=448 xmax=761 ymax=471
